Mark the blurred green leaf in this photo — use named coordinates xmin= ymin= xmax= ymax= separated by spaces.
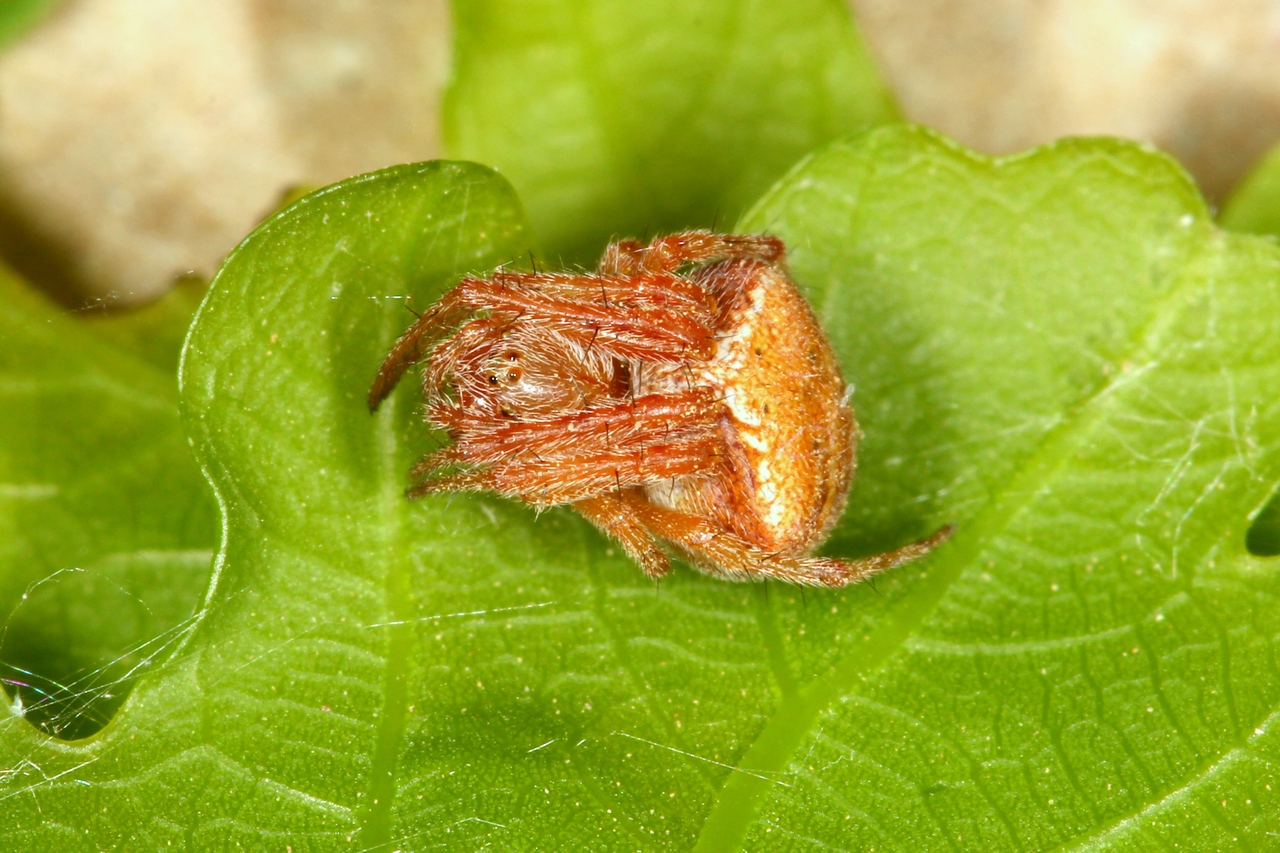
xmin=0 ymin=0 xmax=56 ymax=49
xmin=0 ymin=265 xmax=216 ymax=739
xmin=1221 ymin=140 xmax=1280 ymax=238
xmin=445 ymin=0 xmax=897 ymax=263
xmin=83 ymin=275 xmax=208 ymax=373
xmin=2 ymin=129 xmax=1277 ymax=852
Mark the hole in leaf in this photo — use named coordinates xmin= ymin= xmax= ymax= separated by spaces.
xmin=0 ymin=551 xmax=211 ymax=740
xmin=1246 ymin=491 xmax=1280 ymax=557
xmin=0 ymin=634 xmax=133 ymax=741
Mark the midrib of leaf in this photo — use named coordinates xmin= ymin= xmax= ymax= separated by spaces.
xmin=357 ymin=328 xmax=417 ymax=848
xmin=693 ymin=222 xmax=1225 ymax=851
xmin=751 ymin=585 xmax=798 ymax=698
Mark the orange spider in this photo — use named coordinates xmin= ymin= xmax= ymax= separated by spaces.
xmin=369 ymin=230 xmax=952 ymax=586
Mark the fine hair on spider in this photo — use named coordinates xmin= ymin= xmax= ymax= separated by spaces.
xmin=370 ymin=229 xmax=953 ymax=587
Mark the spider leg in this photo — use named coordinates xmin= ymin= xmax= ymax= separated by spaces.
xmin=494 ymin=438 xmax=722 ymax=505
xmin=603 ymin=230 xmax=786 ymax=275
xmin=406 ymin=471 xmax=672 ymax=578
xmin=598 ymin=239 xmax=645 ymax=275
xmin=623 ymin=493 xmax=954 ymax=587
xmin=369 ymin=287 xmax=479 ymax=411
xmin=486 ymin=270 xmax=715 ymax=316
xmin=445 ymin=392 xmax=720 ymax=463
xmin=409 ymin=392 xmax=724 ymax=505
xmin=405 ymin=468 xmax=493 ymax=499
xmin=370 ymin=267 xmax=717 ymax=409
xmin=447 ymin=276 xmax=717 ymax=363
xmin=573 ymin=493 xmax=670 ymax=579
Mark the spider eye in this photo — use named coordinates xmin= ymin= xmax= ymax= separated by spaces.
xmin=487 ymin=374 xmax=499 ymax=385
xmin=506 ymin=368 xmax=522 ymax=382
xmin=504 ymin=350 xmax=521 ymax=362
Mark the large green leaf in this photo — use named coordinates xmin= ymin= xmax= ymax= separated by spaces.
xmin=445 ymin=0 xmax=897 ymax=263
xmin=2 ymin=128 xmax=1279 ymax=852
xmin=0 ymin=267 xmax=217 ymax=740
xmin=0 ymin=160 xmax=538 ymax=847
xmin=723 ymin=127 xmax=1280 ymax=851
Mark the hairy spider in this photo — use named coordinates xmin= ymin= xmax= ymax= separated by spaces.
xmin=369 ymin=230 xmax=952 ymax=586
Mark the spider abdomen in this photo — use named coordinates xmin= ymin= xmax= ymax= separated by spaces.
xmin=640 ymin=258 xmax=856 ymax=555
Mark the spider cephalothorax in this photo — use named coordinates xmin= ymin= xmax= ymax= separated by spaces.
xmin=369 ymin=230 xmax=951 ymax=586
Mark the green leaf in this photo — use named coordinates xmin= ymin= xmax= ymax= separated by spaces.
xmin=1220 ymin=140 xmax=1280 ymax=238
xmin=445 ymin=0 xmax=897 ymax=263
xmin=0 ymin=266 xmax=216 ymax=739
xmin=0 ymin=160 xmax=539 ymax=846
xmin=721 ymin=126 xmax=1280 ymax=851
xmin=4 ymin=129 xmax=1280 ymax=853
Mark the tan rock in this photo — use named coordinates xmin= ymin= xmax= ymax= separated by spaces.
xmin=0 ymin=0 xmax=448 ymax=303
xmin=851 ymin=0 xmax=1280 ymax=203
xmin=5 ymin=0 xmax=1279 ymax=302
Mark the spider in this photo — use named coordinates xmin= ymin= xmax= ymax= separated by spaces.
xmin=369 ymin=230 xmax=952 ymax=586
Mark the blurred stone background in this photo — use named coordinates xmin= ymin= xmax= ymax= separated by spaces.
xmin=0 ymin=0 xmax=450 ymax=304
xmin=849 ymin=0 xmax=1280 ymax=203
xmin=2 ymin=0 xmax=1278 ymax=305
